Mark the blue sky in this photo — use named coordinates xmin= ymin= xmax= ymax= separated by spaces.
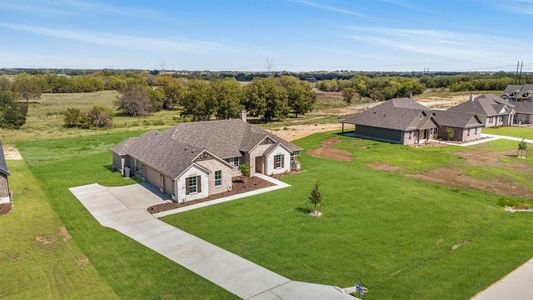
xmin=0 ymin=0 xmax=532 ymax=71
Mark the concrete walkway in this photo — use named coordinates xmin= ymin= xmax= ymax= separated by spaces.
xmin=154 ymin=174 xmax=290 ymax=218
xmin=70 ymin=183 xmax=354 ymax=300
xmin=482 ymin=133 xmax=533 ymax=144
xmin=472 ymin=258 xmax=533 ymax=300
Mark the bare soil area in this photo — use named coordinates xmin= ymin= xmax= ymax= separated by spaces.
xmin=408 ymin=168 xmax=533 ymax=199
xmin=308 ymin=137 xmax=352 ymax=161
xmin=0 ymin=203 xmax=12 ymax=215
xmin=457 ymin=150 xmax=531 ymax=172
xmin=147 ymin=176 xmax=273 ymax=214
xmin=4 ymin=146 xmax=22 ymax=160
xmin=367 ymin=162 xmax=400 ymax=172
xmin=269 ymin=123 xmax=342 ymax=141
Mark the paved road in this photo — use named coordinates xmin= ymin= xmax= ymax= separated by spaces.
xmin=472 ymin=258 xmax=533 ymax=300
xmin=70 ymin=183 xmax=354 ymax=300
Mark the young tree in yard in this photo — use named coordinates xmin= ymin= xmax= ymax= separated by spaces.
xmin=446 ymin=127 xmax=455 ymax=140
xmin=116 ymin=85 xmax=150 ymax=117
xmin=308 ymin=182 xmax=322 ymax=214
xmin=12 ymin=73 xmax=42 ymax=105
xmin=342 ymin=88 xmax=357 ymax=105
xmin=87 ymin=106 xmax=113 ymax=128
xmin=63 ymin=108 xmax=82 ymax=128
xmin=0 ymin=91 xmax=28 ymax=129
xmin=518 ymin=139 xmax=528 ymax=158
xmin=243 ymin=77 xmax=289 ymax=123
xmin=180 ymin=80 xmax=216 ymax=121
xmin=279 ymin=76 xmax=316 ymax=118
xmin=210 ymin=78 xmax=243 ymax=119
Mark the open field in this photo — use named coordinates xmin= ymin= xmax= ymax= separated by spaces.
xmin=17 ymin=132 xmax=236 ymax=300
xmin=0 ymin=160 xmax=118 ymax=299
xmin=162 ymin=132 xmax=533 ymax=299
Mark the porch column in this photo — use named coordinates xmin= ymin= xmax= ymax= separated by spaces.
xmin=341 ymin=122 xmax=344 ymax=133
xmin=120 ymin=157 xmax=125 ymax=176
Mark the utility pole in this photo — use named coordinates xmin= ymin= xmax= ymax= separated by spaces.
xmin=515 ymin=60 xmax=520 ymax=84
xmin=519 ymin=61 xmax=524 ymax=84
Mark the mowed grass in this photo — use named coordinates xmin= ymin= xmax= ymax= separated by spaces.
xmin=0 ymin=160 xmax=119 ymax=299
xmin=17 ymin=132 xmax=236 ymax=300
xmin=483 ymin=126 xmax=533 ymax=140
xmin=162 ymin=132 xmax=533 ymax=299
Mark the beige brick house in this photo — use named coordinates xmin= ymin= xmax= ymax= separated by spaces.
xmin=111 ymin=118 xmax=301 ymax=203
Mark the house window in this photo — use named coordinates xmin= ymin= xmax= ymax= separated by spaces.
xmin=467 ymin=129 xmax=470 ymax=136
xmin=475 ymin=128 xmax=478 ymax=135
xmin=274 ymin=154 xmax=284 ymax=169
xmin=408 ymin=131 xmax=413 ymax=139
xmin=225 ymin=157 xmax=240 ymax=167
xmin=186 ymin=176 xmax=200 ymax=194
xmin=214 ymin=170 xmax=222 ymax=187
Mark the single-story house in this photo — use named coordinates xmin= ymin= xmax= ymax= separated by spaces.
xmin=514 ymin=101 xmax=533 ymax=124
xmin=111 ymin=116 xmax=302 ymax=203
xmin=447 ymin=94 xmax=515 ymax=127
xmin=502 ymin=84 xmax=533 ymax=102
xmin=0 ymin=143 xmax=10 ymax=204
xmin=433 ymin=111 xmax=484 ymax=142
xmin=341 ymin=98 xmax=439 ymax=145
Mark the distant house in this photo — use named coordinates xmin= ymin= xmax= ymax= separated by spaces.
xmin=111 ymin=117 xmax=301 ymax=203
xmin=447 ymin=94 xmax=515 ymax=127
xmin=502 ymin=84 xmax=533 ymax=102
xmin=341 ymin=98 xmax=439 ymax=145
xmin=433 ymin=111 xmax=484 ymax=142
xmin=0 ymin=143 xmax=10 ymax=204
xmin=514 ymin=101 xmax=533 ymax=124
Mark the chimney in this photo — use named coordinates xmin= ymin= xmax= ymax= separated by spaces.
xmin=469 ymin=94 xmax=474 ymax=102
xmin=239 ymin=110 xmax=247 ymax=123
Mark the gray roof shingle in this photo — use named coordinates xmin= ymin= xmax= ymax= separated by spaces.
xmin=514 ymin=101 xmax=533 ymax=115
xmin=342 ymin=98 xmax=437 ymax=131
xmin=448 ymin=94 xmax=514 ymax=117
xmin=433 ymin=111 xmax=483 ymax=128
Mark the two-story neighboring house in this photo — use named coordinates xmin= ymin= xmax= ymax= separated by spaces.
xmin=447 ymin=94 xmax=515 ymax=127
xmin=503 ymin=84 xmax=533 ymax=102
xmin=111 ymin=117 xmax=301 ymax=203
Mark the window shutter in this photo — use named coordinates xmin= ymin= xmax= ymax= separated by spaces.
xmin=281 ymin=155 xmax=285 ymax=168
xmin=197 ymin=176 xmax=202 ymax=193
xmin=185 ymin=178 xmax=190 ymax=194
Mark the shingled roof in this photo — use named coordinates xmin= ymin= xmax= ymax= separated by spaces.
xmin=433 ymin=111 xmax=483 ymax=129
xmin=504 ymin=84 xmax=533 ymax=97
xmin=342 ymin=98 xmax=437 ymax=131
xmin=514 ymin=101 xmax=533 ymax=115
xmin=448 ymin=94 xmax=514 ymax=117
xmin=112 ymin=119 xmax=302 ymax=178
xmin=0 ymin=143 xmax=9 ymax=177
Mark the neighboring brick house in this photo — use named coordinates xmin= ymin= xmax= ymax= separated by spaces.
xmin=111 ymin=118 xmax=301 ymax=203
xmin=447 ymin=94 xmax=515 ymax=127
xmin=502 ymin=84 xmax=533 ymax=102
xmin=341 ymin=98 xmax=439 ymax=145
xmin=433 ymin=111 xmax=484 ymax=142
xmin=0 ymin=143 xmax=10 ymax=204
xmin=514 ymin=101 xmax=533 ymax=124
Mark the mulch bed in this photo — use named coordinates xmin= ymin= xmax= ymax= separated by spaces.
xmin=0 ymin=203 xmax=12 ymax=216
xmin=147 ymin=176 xmax=274 ymax=214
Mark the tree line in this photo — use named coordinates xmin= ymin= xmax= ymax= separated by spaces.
xmin=116 ymin=76 xmax=316 ymax=123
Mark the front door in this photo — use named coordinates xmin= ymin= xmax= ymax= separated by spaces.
xmin=255 ymin=156 xmax=264 ymax=174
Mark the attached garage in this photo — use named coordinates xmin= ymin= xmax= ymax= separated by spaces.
xmin=144 ymin=165 xmax=161 ymax=189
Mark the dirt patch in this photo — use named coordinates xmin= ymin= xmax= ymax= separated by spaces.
xmin=408 ymin=168 xmax=533 ymax=199
xmin=35 ymin=235 xmax=55 ymax=245
xmin=269 ymin=123 xmax=342 ymax=141
xmin=4 ymin=146 xmax=22 ymax=160
xmin=59 ymin=226 xmax=71 ymax=241
xmin=77 ymin=256 xmax=90 ymax=266
xmin=148 ymin=176 xmax=274 ymax=214
xmin=308 ymin=138 xmax=352 ymax=161
xmin=0 ymin=203 xmax=12 ymax=215
xmin=367 ymin=162 xmax=400 ymax=172
xmin=456 ymin=150 xmax=532 ymax=172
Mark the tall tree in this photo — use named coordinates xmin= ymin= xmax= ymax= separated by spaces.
xmin=12 ymin=73 xmax=42 ymax=105
xmin=158 ymin=76 xmax=185 ymax=109
xmin=210 ymin=78 xmax=243 ymax=119
xmin=0 ymin=77 xmax=11 ymax=91
xmin=116 ymin=85 xmax=150 ymax=117
xmin=243 ymin=78 xmax=289 ymax=123
xmin=0 ymin=91 xmax=28 ymax=129
xmin=279 ymin=76 xmax=316 ymax=118
xmin=180 ymin=80 xmax=215 ymax=121
xmin=342 ymin=88 xmax=357 ymax=105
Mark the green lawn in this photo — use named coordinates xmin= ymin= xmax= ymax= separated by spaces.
xmin=0 ymin=160 xmax=118 ymax=299
xmin=17 ymin=131 xmax=236 ymax=300
xmin=483 ymin=127 xmax=533 ymax=140
xmin=161 ymin=132 xmax=533 ymax=299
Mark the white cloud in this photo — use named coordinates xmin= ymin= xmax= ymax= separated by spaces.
xmin=290 ymin=0 xmax=366 ymax=17
xmin=0 ymin=22 xmax=235 ymax=53
xmin=336 ymin=25 xmax=533 ymax=70
xmin=478 ymin=0 xmax=533 ymax=16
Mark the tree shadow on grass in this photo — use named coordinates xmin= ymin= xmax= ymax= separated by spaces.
xmin=295 ymin=206 xmax=311 ymax=214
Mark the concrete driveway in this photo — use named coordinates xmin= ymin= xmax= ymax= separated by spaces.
xmin=70 ymin=183 xmax=355 ymax=300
